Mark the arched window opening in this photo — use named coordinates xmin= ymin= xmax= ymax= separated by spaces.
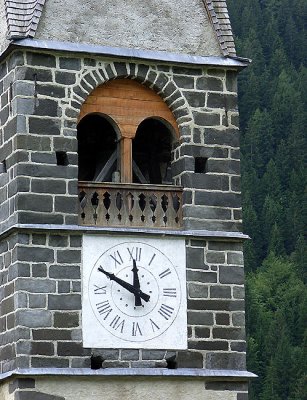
xmin=133 ymin=119 xmax=173 ymax=185
xmin=77 ymin=114 xmax=118 ymax=182
xmin=77 ymin=80 xmax=183 ymax=229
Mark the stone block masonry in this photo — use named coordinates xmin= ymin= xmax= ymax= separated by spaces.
xmin=0 ymin=50 xmax=241 ymax=235
xmin=0 ymin=3 xmax=253 ymax=398
xmin=0 ymin=230 xmax=246 ymax=372
xmin=0 ymin=48 xmax=247 ymax=387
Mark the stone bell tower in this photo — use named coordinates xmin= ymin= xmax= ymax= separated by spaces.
xmin=0 ymin=1 xmax=255 ymax=399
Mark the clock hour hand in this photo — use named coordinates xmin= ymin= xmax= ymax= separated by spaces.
xmin=132 ymin=259 xmax=142 ymax=307
xmin=98 ymin=266 xmax=150 ymax=303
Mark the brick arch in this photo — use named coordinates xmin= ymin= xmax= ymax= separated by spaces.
xmin=78 ymin=78 xmax=180 ymax=140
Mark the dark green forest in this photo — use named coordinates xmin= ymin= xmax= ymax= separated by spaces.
xmin=227 ymin=0 xmax=307 ymax=399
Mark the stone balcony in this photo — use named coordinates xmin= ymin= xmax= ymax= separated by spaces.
xmin=78 ymin=182 xmax=183 ymax=229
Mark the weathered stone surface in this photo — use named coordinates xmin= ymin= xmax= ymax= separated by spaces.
xmin=231 ymin=176 xmax=241 ymax=192
xmin=176 ymin=351 xmax=203 ymax=368
xmin=182 ymin=173 xmax=229 ymax=191
xmin=48 ymin=294 xmax=81 ymax=310
xmin=206 ymin=251 xmax=225 ymax=264
xmin=231 ymin=341 xmax=246 ymax=352
xmin=56 ymin=249 xmax=81 ymax=263
xmin=34 ymin=99 xmax=59 ymax=117
xmin=193 ymin=111 xmax=220 ymax=126
xmin=17 ymin=193 xmax=53 ymax=213
xmin=210 ymin=286 xmax=231 ymax=299
xmin=206 ymin=382 xmax=247 ymax=391
xmin=49 ymin=265 xmax=80 ymax=279
xmin=226 ymin=71 xmax=238 ymax=92
xmin=227 ymin=252 xmax=244 ymax=265
xmin=195 ymin=191 xmax=241 ymax=208
xmin=232 ymin=312 xmax=246 ymax=327
xmin=187 ymin=311 xmax=214 ymax=326
xmin=188 ymin=283 xmax=208 ymax=298
xmin=187 ymin=270 xmax=217 ymax=283
xmin=196 ymin=76 xmax=223 ymax=91
xmin=220 ymin=266 xmax=245 ymax=284
xmin=17 ymin=246 xmax=54 ymax=263
xmin=37 ymin=85 xmax=65 ymax=98
xmin=59 ymin=58 xmax=81 ymax=71
xmin=206 ymin=352 xmax=246 ymax=370
xmin=57 ymin=342 xmax=90 ymax=356
xmin=31 ymin=357 xmax=69 ymax=368
xmin=18 ymin=211 xmax=64 ymax=225
xmin=55 ymin=71 xmax=76 ymax=85
xmin=120 ymin=350 xmax=139 ymax=361
xmin=213 ymin=327 xmax=245 ymax=340
xmin=15 ymin=66 xmax=53 ymax=82
xmin=184 ymin=91 xmax=206 ymax=107
xmin=174 ymin=76 xmax=194 ymax=89
xmin=54 ymin=312 xmax=79 ymax=328
xmin=186 ymin=247 xmax=204 ymax=268
xmin=16 ymin=278 xmax=56 ymax=293
xmin=203 ymin=128 xmax=240 ymax=147
xmin=208 ymin=159 xmax=240 ymax=174
xmin=207 ymin=93 xmax=238 ymax=110
xmin=15 ymin=310 xmax=52 ymax=328
xmin=27 ymin=53 xmax=56 ymax=68
xmin=173 ymin=66 xmax=202 ymax=75
xmin=188 ymin=299 xmax=245 ymax=312
xmin=189 ymin=340 xmax=228 ymax=351
xmin=215 ymin=313 xmax=230 ymax=325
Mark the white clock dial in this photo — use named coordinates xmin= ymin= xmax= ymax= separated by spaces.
xmin=82 ymin=235 xmax=187 ymax=349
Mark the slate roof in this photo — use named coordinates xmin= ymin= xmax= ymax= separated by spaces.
xmin=5 ymin=0 xmax=46 ymax=39
xmin=4 ymin=0 xmax=236 ymax=57
xmin=205 ymin=0 xmax=236 ymax=56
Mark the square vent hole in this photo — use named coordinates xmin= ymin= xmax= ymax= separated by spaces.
xmin=195 ymin=157 xmax=208 ymax=173
xmin=56 ymin=151 xmax=68 ymax=166
xmin=0 ymin=160 xmax=7 ymax=173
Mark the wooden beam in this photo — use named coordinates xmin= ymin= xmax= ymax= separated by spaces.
xmin=120 ymin=137 xmax=132 ymax=183
xmin=94 ymin=150 xmax=117 ymax=182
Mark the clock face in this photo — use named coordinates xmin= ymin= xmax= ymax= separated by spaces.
xmin=82 ymin=235 xmax=187 ymax=349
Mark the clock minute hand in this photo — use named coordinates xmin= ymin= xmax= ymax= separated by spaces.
xmin=132 ymin=259 xmax=142 ymax=307
xmin=98 ymin=266 xmax=150 ymax=303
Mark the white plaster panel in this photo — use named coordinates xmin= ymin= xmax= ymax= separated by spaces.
xmin=0 ymin=2 xmax=9 ymax=53
xmin=36 ymin=377 xmax=238 ymax=400
xmin=0 ymin=382 xmax=13 ymax=400
xmin=35 ymin=0 xmax=222 ymax=56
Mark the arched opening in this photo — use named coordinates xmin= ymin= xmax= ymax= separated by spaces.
xmin=78 ymin=79 xmax=179 ymax=183
xmin=133 ymin=119 xmax=173 ymax=185
xmin=77 ymin=114 xmax=118 ymax=182
xmin=77 ymin=79 xmax=183 ymax=229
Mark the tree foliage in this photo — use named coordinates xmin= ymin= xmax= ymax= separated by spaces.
xmin=228 ymin=0 xmax=306 ymax=398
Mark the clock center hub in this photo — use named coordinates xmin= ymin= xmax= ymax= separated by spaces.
xmin=111 ymin=266 xmax=159 ymax=317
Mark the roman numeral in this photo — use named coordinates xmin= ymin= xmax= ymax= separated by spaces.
xmin=163 ymin=288 xmax=177 ymax=297
xmin=148 ymin=253 xmax=156 ymax=266
xmin=127 ymin=247 xmax=142 ymax=262
xmin=132 ymin=321 xmax=142 ymax=336
xmin=109 ymin=315 xmax=125 ymax=333
xmin=150 ymin=318 xmax=160 ymax=332
xmin=110 ymin=250 xmax=123 ymax=266
xmin=158 ymin=304 xmax=174 ymax=320
xmin=159 ymin=268 xmax=171 ymax=279
xmin=96 ymin=300 xmax=112 ymax=319
xmin=94 ymin=285 xmax=107 ymax=295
